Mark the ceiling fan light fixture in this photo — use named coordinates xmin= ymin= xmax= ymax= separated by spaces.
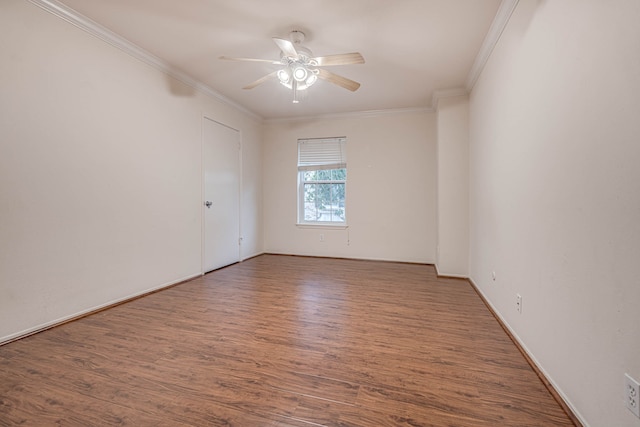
xmin=305 ymin=73 xmax=317 ymax=87
xmin=293 ymin=66 xmax=308 ymax=82
xmin=277 ymin=64 xmax=317 ymax=93
xmin=277 ymin=68 xmax=290 ymax=84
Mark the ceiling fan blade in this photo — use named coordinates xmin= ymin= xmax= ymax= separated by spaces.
xmin=220 ymin=56 xmax=280 ymax=64
xmin=313 ymin=52 xmax=365 ymax=66
xmin=243 ymin=71 xmax=277 ymax=90
xmin=273 ymin=37 xmax=298 ymax=58
xmin=317 ymin=69 xmax=361 ymax=92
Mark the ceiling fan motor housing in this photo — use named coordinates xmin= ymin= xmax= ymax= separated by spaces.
xmin=278 ymin=35 xmax=318 ymax=90
xmin=289 ymin=30 xmax=306 ymax=44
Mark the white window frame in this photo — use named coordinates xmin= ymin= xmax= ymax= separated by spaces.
xmin=297 ymin=137 xmax=347 ymax=227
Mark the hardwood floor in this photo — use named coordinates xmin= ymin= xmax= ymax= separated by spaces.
xmin=0 ymin=255 xmax=574 ymax=426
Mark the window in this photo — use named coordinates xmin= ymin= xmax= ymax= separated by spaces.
xmin=298 ymin=137 xmax=347 ymax=225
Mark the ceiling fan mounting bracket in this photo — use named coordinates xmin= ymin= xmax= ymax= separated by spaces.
xmin=289 ymin=30 xmax=305 ymax=45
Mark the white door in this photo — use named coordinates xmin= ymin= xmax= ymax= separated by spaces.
xmin=203 ymin=117 xmax=240 ymax=272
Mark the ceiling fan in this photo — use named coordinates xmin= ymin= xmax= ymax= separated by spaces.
xmin=220 ymin=30 xmax=365 ymax=103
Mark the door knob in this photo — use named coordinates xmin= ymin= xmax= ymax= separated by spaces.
xmin=204 ymin=201 xmax=212 ymax=208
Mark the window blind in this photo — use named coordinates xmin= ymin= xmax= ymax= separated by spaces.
xmin=298 ymin=137 xmax=347 ymax=171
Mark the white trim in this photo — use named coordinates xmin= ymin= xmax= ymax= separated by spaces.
xmin=434 ymin=262 xmax=469 ymax=279
xmin=264 ymin=106 xmax=434 ymax=124
xmin=26 ymin=0 xmax=516 ymax=123
xmin=437 ymin=272 xmax=469 ymax=279
xmin=432 ymin=88 xmax=469 ymax=110
xmin=27 ymin=0 xmax=262 ymax=123
xmin=0 ymin=273 xmax=201 ymax=345
xmin=466 ymin=0 xmax=520 ymax=91
xmin=236 ymin=129 xmax=243 ymax=263
xmin=469 ymin=278 xmax=589 ymax=427
xmin=264 ymin=252 xmax=431 ymax=265
xmin=241 ymin=251 xmax=265 ymax=261
xmin=296 ymin=224 xmax=349 ymax=230
xmin=200 ymin=116 xmax=206 ymax=275
xmin=238 ymin=129 xmax=245 ymax=262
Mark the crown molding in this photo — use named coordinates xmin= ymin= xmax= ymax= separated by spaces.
xmin=27 ymin=0 xmax=263 ymax=123
xmin=432 ymin=88 xmax=469 ymax=110
xmin=466 ymin=0 xmax=520 ymax=91
xmin=263 ymin=106 xmax=434 ymax=124
xmin=28 ymin=0 xmax=516 ymax=124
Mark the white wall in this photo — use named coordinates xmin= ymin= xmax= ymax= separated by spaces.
xmin=263 ymin=111 xmax=436 ymax=263
xmin=0 ymin=0 xmax=262 ymax=343
xmin=469 ymin=1 xmax=640 ymax=426
xmin=436 ymin=96 xmax=469 ymax=277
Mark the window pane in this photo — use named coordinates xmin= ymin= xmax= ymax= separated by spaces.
xmin=303 ymin=182 xmax=345 ymax=222
xmin=316 ymin=169 xmax=331 ymax=181
xmin=331 ymin=183 xmax=345 ymax=221
xmin=300 ymin=167 xmax=346 ymax=223
xmin=332 ymin=168 xmax=346 ymax=181
xmin=304 ymin=183 xmax=319 ymax=221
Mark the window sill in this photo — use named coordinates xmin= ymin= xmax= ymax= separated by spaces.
xmin=296 ymin=223 xmax=348 ymax=230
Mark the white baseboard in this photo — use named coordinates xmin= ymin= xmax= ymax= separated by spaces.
xmin=0 ymin=272 xmax=201 ymax=345
xmin=468 ymin=277 xmax=588 ymax=427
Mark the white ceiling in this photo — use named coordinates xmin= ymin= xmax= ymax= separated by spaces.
xmin=53 ymin=0 xmax=502 ymax=120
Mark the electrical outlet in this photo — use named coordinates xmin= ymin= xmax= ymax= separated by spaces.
xmin=516 ymin=294 xmax=522 ymax=314
xmin=319 ymin=234 xmax=324 ymax=242
xmin=625 ymin=373 xmax=640 ymax=417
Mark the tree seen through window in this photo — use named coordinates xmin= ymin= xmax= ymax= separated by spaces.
xmin=303 ymin=168 xmax=346 ymax=222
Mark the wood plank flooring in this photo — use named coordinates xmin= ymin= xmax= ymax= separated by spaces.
xmin=0 ymin=254 xmax=574 ymax=426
